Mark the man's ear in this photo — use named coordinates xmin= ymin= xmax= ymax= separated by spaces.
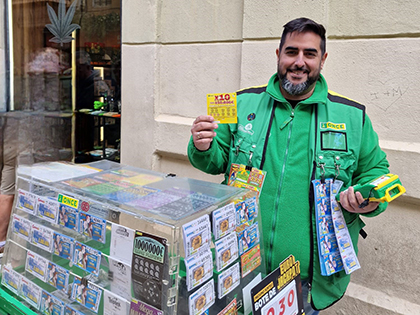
xmin=321 ymin=52 xmax=328 ymax=70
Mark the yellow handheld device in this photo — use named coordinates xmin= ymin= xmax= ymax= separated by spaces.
xmin=337 ymin=174 xmax=406 ymax=203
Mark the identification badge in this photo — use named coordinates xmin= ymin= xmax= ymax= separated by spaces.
xmin=207 ymin=93 xmax=237 ymax=124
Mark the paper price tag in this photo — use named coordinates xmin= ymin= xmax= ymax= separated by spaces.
xmin=207 ymin=93 xmax=237 ymax=124
xmin=261 ymin=280 xmax=298 ymax=315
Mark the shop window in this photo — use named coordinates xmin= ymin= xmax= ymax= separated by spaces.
xmin=8 ymin=0 xmax=121 ymax=163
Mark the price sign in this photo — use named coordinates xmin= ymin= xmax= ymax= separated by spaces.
xmin=261 ymin=280 xmax=298 ymax=315
xmin=251 ymin=255 xmax=303 ymax=315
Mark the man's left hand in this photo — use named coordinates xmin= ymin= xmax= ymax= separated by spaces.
xmin=339 ymin=186 xmax=379 ymax=213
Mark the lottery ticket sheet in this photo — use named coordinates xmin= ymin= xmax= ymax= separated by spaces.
xmin=217 ymin=262 xmax=240 ymax=299
xmin=215 ymin=232 xmax=239 ymax=272
xmin=185 ymin=249 xmax=213 ymax=291
xmin=212 ymin=203 xmax=236 ymax=240
xmin=182 ymin=214 xmax=211 ymax=258
xmin=188 ymin=279 xmax=215 ymax=315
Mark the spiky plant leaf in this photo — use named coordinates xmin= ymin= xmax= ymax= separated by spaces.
xmin=45 ymin=0 xmax=80 ymax=46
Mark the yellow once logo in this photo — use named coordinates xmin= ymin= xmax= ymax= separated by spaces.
xmin=57 ymin=194 xmax=79 ymax=209
xmin=320 ymin=122 xmax=346 ymax=130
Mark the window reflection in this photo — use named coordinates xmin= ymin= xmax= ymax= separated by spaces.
xmin=9 ymin=0 xmax=121 ymax=163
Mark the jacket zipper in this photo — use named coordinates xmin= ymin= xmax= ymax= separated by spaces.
xmin=267 ymin=108 xmax=295 ymax=270
xmin=308 ymin=104 xmax=318 ymax=307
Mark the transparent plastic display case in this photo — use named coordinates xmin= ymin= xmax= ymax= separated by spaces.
xmin=1 ymin=160 xmax=266 ymax=315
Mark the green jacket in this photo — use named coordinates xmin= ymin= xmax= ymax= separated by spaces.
xmin=188 ymin=73 xmax=389 ymax=310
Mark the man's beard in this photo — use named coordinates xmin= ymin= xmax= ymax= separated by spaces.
xmin=278 ymin=67 xmax=320 ymax=96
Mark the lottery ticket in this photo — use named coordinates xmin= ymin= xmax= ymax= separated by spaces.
xmin=31 ymin=222 xmax=54 ymax=253
xmin=47 ymin=261 xmax=70 ymax=292
xmin=215 ymin=232 xmax=238 ymax=272
xmin=217 ymin=262 xmax=240 ymax=299
xmin=58 ymin=203 xmax=79 ymax=232
xmin=12 ymin=214 xmax=31 ymax=241
xmin=71 ymin=276 xmax=102 ymax=313
xmin=53 ymin=232 xmax=74 ymax=261
xmin=40 ymin=290 xmax=65 ymax=315
xmin=25 ymin=251 xmax=48 ymax=282
xmin=17 ymin=189 xmax=37 ymax=215
xmin=19 ymin=277 xmax=42 ymax=309
xmin=182 ymin=214 xmax=211 ymax=258
xmin=1 ymin=264 xmax=21 ymax=294
xmin=207 ymin=92 xmax=237 ymax=124
xmin=103 ymin=290 xmax=129 ymax=315
xmin=188 ymin=279 xmax=215 ymax=315
xmin=237 ymin=222 xmax=259 ymax=255
xmin=79 ymin=212 xmax=107 ymax=243
xmin=131 ymin=231 xmax=167 ymax=310
xmin=36 ymin=196 xmax=59 ymax=224
xmin=185 ymin=249 xmax=213 ymax=292
xmin=212 ymin=203 xmax=236 ymax=240
xmin=73 ymin=241 xmax=102 ymax=276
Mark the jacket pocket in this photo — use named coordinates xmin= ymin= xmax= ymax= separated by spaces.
xmin=229 ymin=131 xmax=256 ymax=167
xmin=315 ymin=151 xmax=356 ymax=185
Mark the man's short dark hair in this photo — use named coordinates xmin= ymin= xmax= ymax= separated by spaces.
xmin=279 ymin=17 xmax=326 ymax=55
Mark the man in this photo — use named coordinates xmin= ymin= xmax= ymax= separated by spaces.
xmin=188 ymin=17 xmax=389 ymax=313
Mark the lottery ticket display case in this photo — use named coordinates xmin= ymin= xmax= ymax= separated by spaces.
xmin=1 ymin=160 xmax=266 ymax=315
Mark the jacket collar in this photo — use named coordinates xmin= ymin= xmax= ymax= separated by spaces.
xmin=266 ymin=73 xmax=328 ymax=106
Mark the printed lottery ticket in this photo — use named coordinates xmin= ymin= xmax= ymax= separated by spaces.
xmin=188 ymin=279 xmax=215 ymax=315
xmin=182 ymin=214 xmax=211 ymax=258
xmin=215 ymin=232 xmax=239 ymax=272
xmin=212 ymin=203 xmax=236 ymax=240
xmin=185 ymin=249 xmax=213 ymax=292
xmin=217 ymin=262 xmax=240 ymax=299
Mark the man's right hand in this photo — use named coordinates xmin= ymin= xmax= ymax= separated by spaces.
xmin=190 ymin=115 xmax=218 ymax=151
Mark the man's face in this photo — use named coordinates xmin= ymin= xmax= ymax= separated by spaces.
xmin=277 ymin=31 xmax=328 ymax=100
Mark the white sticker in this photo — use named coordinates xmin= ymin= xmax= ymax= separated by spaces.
xmin=104 ymin=289 xmax=129 ymax=315
xmin=108 ymin=256 xmax=131 ymax=301
xmin=110 ymin=223 xmax=135 ymax=265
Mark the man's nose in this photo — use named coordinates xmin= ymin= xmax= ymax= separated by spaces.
xmin=294 ymin=53 xmax=305 ymax=67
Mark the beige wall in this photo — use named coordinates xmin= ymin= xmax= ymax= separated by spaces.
xmin=121 ymin=1 xmax=420 ymax=313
